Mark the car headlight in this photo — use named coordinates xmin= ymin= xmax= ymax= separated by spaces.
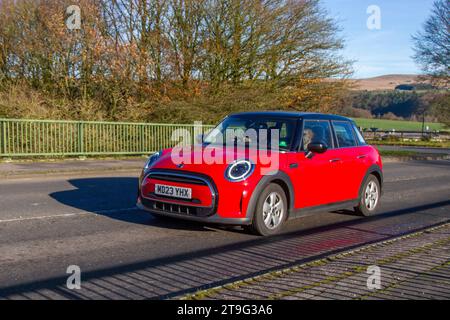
xmin=225 ymin=159 xmax=254 ymax=182
xmin=143 ymin=151 xmax=161 ymax=171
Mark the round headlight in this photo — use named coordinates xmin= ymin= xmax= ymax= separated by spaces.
xmin=225 ymin=160 xmax=254 ymax=181
xmin=144 ymin=151 xmax=161 ymax=171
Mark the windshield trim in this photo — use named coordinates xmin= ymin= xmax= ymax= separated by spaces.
xmin=203 ymin=115 xmax=299 ymax=152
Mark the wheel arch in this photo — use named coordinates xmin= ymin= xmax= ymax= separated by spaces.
xmin=245 ymin=170 xmax=295 ymax=221
xmin=359 ymin=164 xmax=383 ymax=198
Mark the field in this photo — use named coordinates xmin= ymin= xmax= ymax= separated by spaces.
xmin=351 ymin=74 xmax=423 ymax=91
xmin=352 ymin=118 xmax=446 ymax=131
xmin=369 ymin=140 xmax=450 ymax=148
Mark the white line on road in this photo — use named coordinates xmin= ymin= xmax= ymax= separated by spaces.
xmin=0 ymin=207 xmax=140 ymax=223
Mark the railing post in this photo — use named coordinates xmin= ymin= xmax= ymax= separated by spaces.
xmin=1 ymin=120 xmax=6 ymax=156
xmin=140 ymin=124 xmax=145 ymax=153
xmin=78 ymin=122 xmax=84 ymax=155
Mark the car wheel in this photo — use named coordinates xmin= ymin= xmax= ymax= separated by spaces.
xmin=354 ymin=174 xmax=380 ymax=216
xmin=248 ymin=184 xmax=287 ymax=236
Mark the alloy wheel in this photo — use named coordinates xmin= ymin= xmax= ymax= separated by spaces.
xmin=262 ymin=192 xmax=285 ymax=229
xmin=364 ymin=181 xmax=379 ymax=210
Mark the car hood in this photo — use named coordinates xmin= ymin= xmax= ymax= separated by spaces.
xmin=149 ymin=146 xmax=282 ymax=178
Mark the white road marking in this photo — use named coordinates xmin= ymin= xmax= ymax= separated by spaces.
xmin=0 ymin=207 xmax=139 ymax=223
xmin=384 ymin=174 xmax=450 ymax=183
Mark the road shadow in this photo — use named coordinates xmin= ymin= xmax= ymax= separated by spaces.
xmin=49 ymin=177 xmax=213 ymax=232
xmin=332 ymin=209 xmax=360 ymax=216
xmin=1 ymin=199 xmax=449 ymax=299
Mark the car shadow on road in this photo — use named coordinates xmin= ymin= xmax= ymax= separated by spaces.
xmin=49 ymin=177 xmax=214 ymax=232
xmin=332 ymin=209 xmax=360 ymax=216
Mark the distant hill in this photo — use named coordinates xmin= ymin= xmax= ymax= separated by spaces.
xmin=352 ymin=74 xmax=429 ymax=91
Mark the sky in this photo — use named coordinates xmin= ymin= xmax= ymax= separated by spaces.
xmin=322 ymin=0 xmax=436 ymax=78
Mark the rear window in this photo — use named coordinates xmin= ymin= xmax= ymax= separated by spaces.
xmin=332 ymin=121 xmax=357 ymax=148
xmin=352 ymin=123 xmax=366 ymax=145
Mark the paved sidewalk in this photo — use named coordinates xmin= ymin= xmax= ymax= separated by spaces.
xmin=0 ymin=158 xmax=146 ymax=178
xmin=1 ymin=154 xmax=448 ymax=178
xmin=183 ymin=223 xmax=450 ymax=300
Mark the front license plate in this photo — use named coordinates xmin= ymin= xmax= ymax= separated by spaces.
xmin=155 ymin=184 xmax=192 ymax=199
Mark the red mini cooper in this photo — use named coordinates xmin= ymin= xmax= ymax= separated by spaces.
xmin=137 ymin=112 xmax=383 ymax=236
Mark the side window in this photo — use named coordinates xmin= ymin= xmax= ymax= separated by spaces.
xmin=266 ymin=120 xmax=294 ymax=150
xmin=332 ymin=121 xmax=357 ymax=148
xmin=301 ymin=120 xmax=333 ymax=151
xmin=352 ymin=123 xmax=366 ymax=145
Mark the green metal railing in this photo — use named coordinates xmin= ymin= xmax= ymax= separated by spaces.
xmin=0 ymin=118 xmax=214 ymax=157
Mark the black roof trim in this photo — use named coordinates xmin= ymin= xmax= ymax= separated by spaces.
xmin=228 ymin=111 xmax=352 ymax=121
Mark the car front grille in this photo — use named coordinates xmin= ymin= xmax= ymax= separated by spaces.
xmin=141 ymin=169 xmax=218 ymax=217
xmin=141 ymin=198 xmax=213 ymax=217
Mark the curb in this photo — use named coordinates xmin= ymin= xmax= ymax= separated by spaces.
xmin=0 ymin=155 xmax=448 ymax=179
xmin=382 ymin=154 xmax=450 ymax=163
xmin=0 ymin=166 xmax=143 ymax=180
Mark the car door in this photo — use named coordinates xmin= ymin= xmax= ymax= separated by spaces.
xmin=289 ymin=119 xmax=342 ymax=209
xmin=351 ymin=122 xmax=374 ymax=198
xmin=330 ymin=120 xmax=362 ymax=201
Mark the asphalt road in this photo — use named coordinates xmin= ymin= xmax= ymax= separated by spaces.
xmin=0 ymin=160 xmax=449 ymax=299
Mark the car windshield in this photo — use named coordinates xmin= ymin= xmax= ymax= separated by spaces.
xmin=203 ymin=116 xmax=297 ymax=151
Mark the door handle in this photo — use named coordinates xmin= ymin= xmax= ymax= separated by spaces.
xmin=329 ymin=158 xmax=341 ymax=163
xmin=357 ymin=155 xmax=367 ymax=159
xmin=289 ymin=163 xmax=298 ymax=169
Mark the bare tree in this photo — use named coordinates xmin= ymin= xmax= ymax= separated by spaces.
xmin=412 ymin=0 xmax=450 ymax=85
xmin=0 ymin=0 xmax=353 ymax=121
xmin=166 ymin=0 xmax=205 ymax=88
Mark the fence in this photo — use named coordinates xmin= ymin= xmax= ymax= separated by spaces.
xmin=0 ymin=118 xmax=214 ymax=157
xmin=362 ymin=130 xmax=449 ymax=141
xmin=1 ymin=118 xmax=447 ymax=158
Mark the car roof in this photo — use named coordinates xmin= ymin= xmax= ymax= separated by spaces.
xmin=228 ymin=111 xmax=352 ymax=122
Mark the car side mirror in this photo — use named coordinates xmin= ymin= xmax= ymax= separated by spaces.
xmin=306 ymin=141 xmax=328 ymax=159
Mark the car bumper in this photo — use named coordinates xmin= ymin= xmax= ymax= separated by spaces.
xmin=139 ymin=169 xmax=255 ymax=224
xmin=136 ymin=202 xmax=251 ymax=225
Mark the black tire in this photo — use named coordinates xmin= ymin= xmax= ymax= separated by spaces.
xmin=354 ymin=174 xmax=381 ymax=216
xmin=247 ymin=183 xmax=288 ymax=236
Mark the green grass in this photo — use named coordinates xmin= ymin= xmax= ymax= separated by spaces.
xmin=352 ymin=118 xmax=446 ymax=131
xmin=379 ymin=150 xmax=447 ymax=158
xmin=369 ymin=140 xmax=450 ymax=148
xmin=379 ymin=150 xmax=420 ymax=157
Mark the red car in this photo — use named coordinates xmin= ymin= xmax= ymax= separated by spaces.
xmin=137 ymin=112 xmax=383 ymax=236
